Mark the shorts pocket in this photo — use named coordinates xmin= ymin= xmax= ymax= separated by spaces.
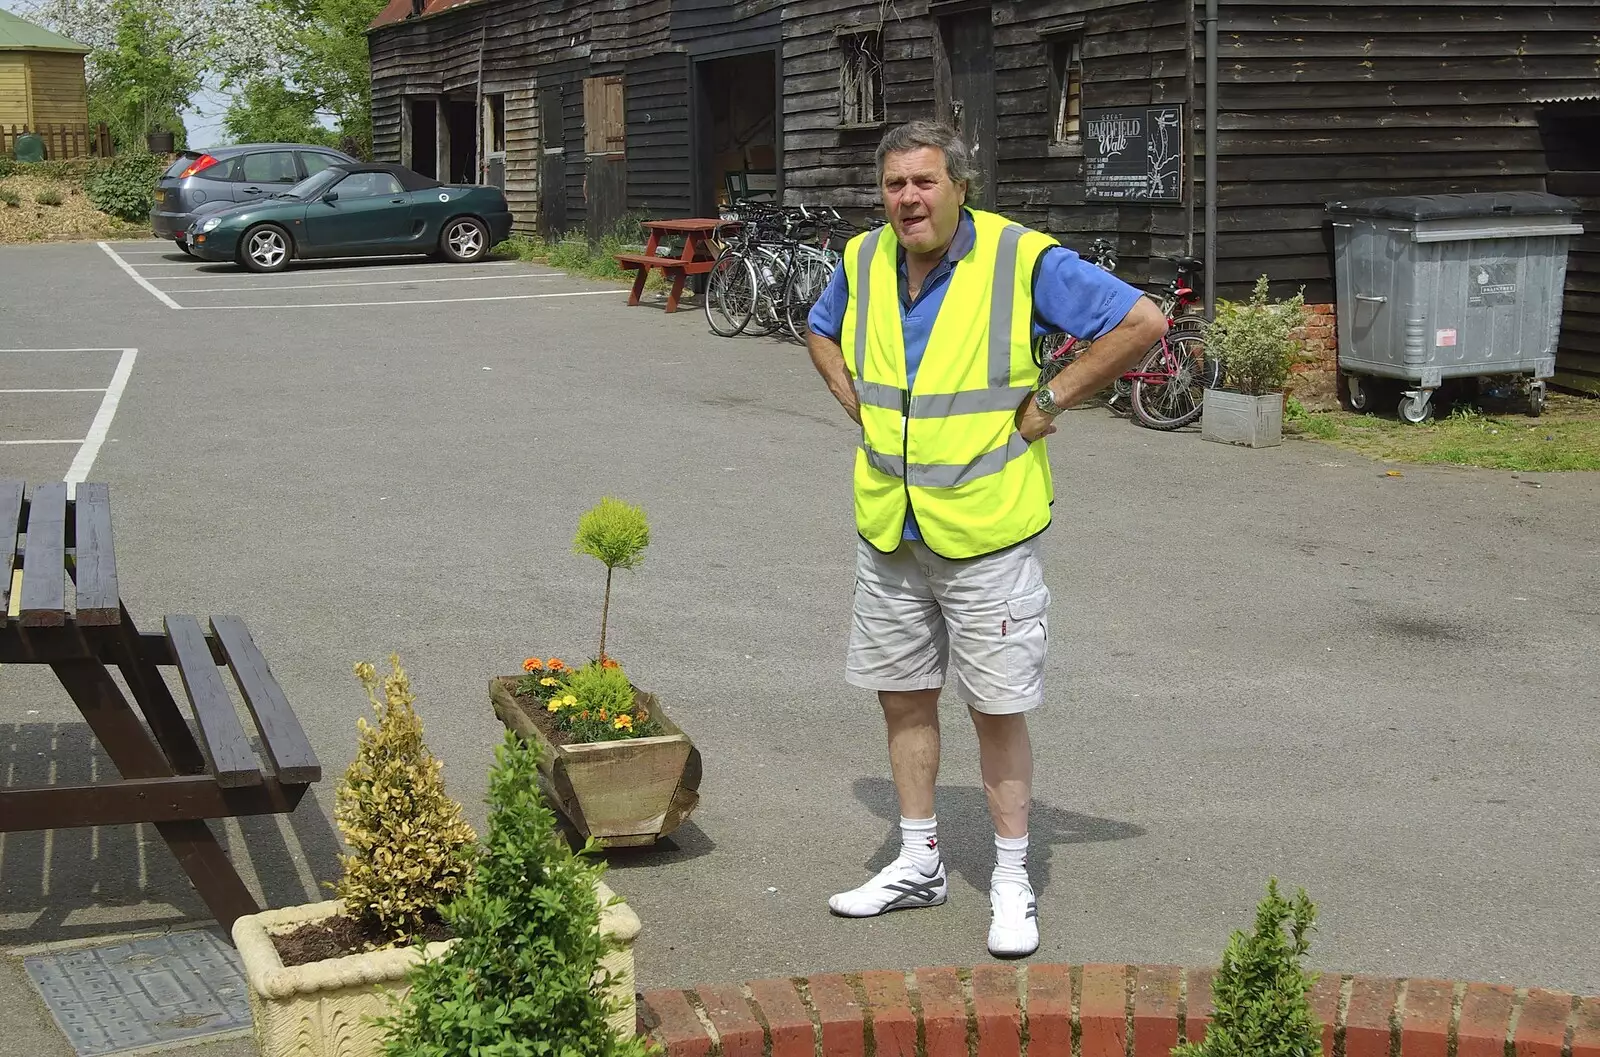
xmin=1001 ymin=583 xmax=1050 ymax=677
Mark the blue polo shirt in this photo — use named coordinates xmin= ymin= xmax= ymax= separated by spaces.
xmin=808 ymin=209 xmax=1145 ymax=541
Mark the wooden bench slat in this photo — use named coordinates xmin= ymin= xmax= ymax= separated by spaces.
xmin=612 ymin=252 xmax=717 ymax=275
xmin=71 ymin=483 xmax=120 ymax=626
xmin=19 ymin=482 xmax=67 ymax=627
xmin=1 ymin=480 xmax=23 ymax=620
xmin=210 ymin=615 xmax=320 ymax=784
xmin=165 ymin=615 xmax=262 ymax=788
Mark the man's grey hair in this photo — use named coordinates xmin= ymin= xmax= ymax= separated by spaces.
xmin=876 ymin=120 xmax=980 ymax=192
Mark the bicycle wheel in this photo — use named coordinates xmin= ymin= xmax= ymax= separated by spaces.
xmin=1130 ymin=332 xmax=1209 ymax=431
xmin=783 ymin=253 xmax=833 ymax=343
xmin=704 ymin=252 xmax=757 ymax=337
xmin=746 ymin=250 xmax=783 ymax=336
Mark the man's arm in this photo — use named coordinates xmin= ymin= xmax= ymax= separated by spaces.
xmin=1015 ymin=248 xmax=1169 ymax=441
xmin=805 ymin=264 xmax=860 ymax=424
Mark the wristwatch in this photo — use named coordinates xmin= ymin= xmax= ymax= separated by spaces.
xmin=1033 ymin=385 xmax=1066 ymax=417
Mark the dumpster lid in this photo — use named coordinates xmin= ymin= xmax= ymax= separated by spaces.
xmin=1325 ymin=191 xmax=1581 ymax=221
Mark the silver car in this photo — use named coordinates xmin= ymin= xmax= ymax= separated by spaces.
xmin=150 ymin=143 xmax=358 ymax=253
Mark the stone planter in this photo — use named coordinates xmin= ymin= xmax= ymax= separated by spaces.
xmin=490 ymin=677 xmax=702 ymax=848
xmin=1201 ymin=389 xmax=1284 ymax=448
xmin=232 ymin=882 xmax=640 ymax=1057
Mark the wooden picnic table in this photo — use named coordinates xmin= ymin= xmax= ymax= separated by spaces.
xmin=0 ymin=479 xmax=321 ymax=935
xmin=613 ymin=217 xmax=739 ymax=314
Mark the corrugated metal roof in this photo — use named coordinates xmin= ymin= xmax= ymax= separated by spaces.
xmin=0 ymin=8 xmax=90 ymax=52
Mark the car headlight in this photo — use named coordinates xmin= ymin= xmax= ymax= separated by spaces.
xmin=201 ymin=217 xmax=221 ymax=232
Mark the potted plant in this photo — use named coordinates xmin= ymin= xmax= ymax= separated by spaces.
xmin=373 ymin=730 xmax=650 ymax=1052
xmin=1200 ymin=274 xmax=1308 ymax=448
xmin=490 ymin=497 xmax=702 ymax=848
xmin=232 ymin=655 xmax=643 ymax=1056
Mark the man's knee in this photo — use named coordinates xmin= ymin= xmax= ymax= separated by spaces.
xmin=880 ymin=688 xmax=940 ymax=724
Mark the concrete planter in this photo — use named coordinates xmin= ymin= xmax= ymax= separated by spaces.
xmin=1201 ymin=389 xmax=1284 ymax=448
xmin=232 ymin=882 xmax=640 ymax=1057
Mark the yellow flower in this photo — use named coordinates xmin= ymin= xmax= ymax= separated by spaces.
xmin=540 ymin=677 xmax=558 ymax=687
xmin=546 ymin=700 xmax=561 ymax=712
xmin=613 ymin=715 xmax=633 ymax=732
xmin=562 ymin=695 xmax=577 ymax=707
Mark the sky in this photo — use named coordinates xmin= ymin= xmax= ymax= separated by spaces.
xmin=1 ymin=0 xmax=232 ymax=145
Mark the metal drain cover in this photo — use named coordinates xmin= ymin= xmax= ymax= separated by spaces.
xmin=23 ymin=929 xmax=250 ymax=1055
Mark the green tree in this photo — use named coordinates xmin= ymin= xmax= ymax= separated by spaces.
xmin=1174 ymin=879 xmax=1324 ymax=1057
xmin=376 ymin=731 xmax=650 ymax=1056
xmin=572 ymin=497 xmax=651 ymax=664
xmin=224 ymin=78 xmax=338 ymax=148
xmin=85 ymin=0 xmax=203 ymax=150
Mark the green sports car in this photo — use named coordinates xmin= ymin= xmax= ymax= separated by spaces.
xmin=184 ymin=162 xmax=514 ymax=272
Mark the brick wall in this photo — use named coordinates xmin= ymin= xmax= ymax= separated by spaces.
xmin=1292 ymin=302 xmax=1338 ymax=370
xmin=638 ymin=961 xmax=1600 ymax=1057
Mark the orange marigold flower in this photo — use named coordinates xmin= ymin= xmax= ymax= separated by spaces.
xmin=613 ymin=714 xmax=633 ymax=731
xmin=598 ymin=709 xmax=608 ymax=722
xmin=522 ymin=657 xmax=543 ymax=672
xmin=600 ymin=656 xmax=619 ymax=670
xmin=579 ymin=710 xmax=589 ymax=720
xmin=548 ymin=658 xmax=566 ymax=671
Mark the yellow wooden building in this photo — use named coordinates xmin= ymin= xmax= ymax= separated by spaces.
xmin=0 ymin=8 xmax=89 ymax=133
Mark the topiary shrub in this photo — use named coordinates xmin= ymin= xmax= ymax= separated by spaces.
xmin=573 ymin=496 xmax=650 ymax=663
xmin=1174 ymin=878 xmax=1324 ymax=1057
xmin=1207 ymin=275 xmax=1308 ymax=396
xmin=35 ymin=189 xmax=63 ymax=207
xmin=376 ymin=730 xmax=649 ymax=1056
xmin=0 ymin=189 xmax=18 ymax=208
xmin=84 ymin=151 xmax=168 ymax=222
xmin=332 ymin=655 xmax=479 ymax=949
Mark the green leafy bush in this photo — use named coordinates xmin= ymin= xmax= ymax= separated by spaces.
xmin=376 ymin=730 xmax=649 ymax=1057
xmin=0 ymin=190 xmax=18 ymax=208
xmin=573 ymin=496 xmax=651 ymax=662
xmin=35 ymin=189 xmax=63 ymax=207
xmin=85 ymin=152 xmax=167 ymax=222
xmin=1207 ymin=275 xmax=1307 ymax=395
xmin=1174 ymin=879 xmax=1324 ymax=1057
xmin=333 ymin=655 xmax=479 ymax=949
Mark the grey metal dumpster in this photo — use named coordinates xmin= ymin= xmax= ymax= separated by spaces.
xmin=1326 ymin=192 xmax=1583 ymax=421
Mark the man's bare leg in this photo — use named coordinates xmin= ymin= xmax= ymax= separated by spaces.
xmin=828 ymin=688 xmax=950 ymax=917
xmin=970 ymin=707 xmax=1038 ymax=957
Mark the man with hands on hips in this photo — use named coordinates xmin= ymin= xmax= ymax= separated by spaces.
xmin=805 ymin=119 xmax=1167 ymax=958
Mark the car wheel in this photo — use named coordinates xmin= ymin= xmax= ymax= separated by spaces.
xmin=174 ymin=239 xmax=192 ymax=257
xmin=241 ymin=224 xmax=292 ymax=273
xmin=439 ymin=216 xmax=489 ymax=263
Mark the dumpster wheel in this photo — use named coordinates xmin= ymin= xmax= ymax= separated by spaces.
xmin=1527 ymin=382 xmax=1546 ymax=418
xmin=1398 ymin=391 xmax=1434 ymax=425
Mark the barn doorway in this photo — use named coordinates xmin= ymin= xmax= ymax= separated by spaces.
xmin=408 ymin=98 xmax=437 ymax=179
xmin=693 ymin=50 xmax=779 ymax=215
xmin=445 ymin=97 xmax=477 ymax=183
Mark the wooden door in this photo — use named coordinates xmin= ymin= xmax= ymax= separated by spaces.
xmin=940 ymin=9 xmax=996 ymax=209
xmin=583 ymin=75 xmax=627 ymax=242
xmin=539 ymin=86 xmax=567 ymax=238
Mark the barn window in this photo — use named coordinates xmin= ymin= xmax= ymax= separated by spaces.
xmin=838 ymin=30 xmax=885 ymax=127
xmin=483 ymin=93 xmax=506 ymax=154
xmin=1047 ymin=28 xmax=1084 ymax=145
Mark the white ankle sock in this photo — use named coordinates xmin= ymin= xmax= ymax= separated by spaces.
xmin=993 ymin=832 xmax=1030 ymax=886
xmin=900 ymin=816 xmax=940 ymax=874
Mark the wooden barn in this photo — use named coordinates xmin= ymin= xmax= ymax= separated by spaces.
xmin=367 ymin=0 xmax=1600 ymax=389
xmin=0 ymin=8 xmax=91 ymax=159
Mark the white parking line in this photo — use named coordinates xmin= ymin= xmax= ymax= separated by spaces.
xmin=181 ymin=289 xmax=627 ymax=310
xmin=0 ymin=439 xmax=85 ymax=445
xmin=66 ymin=348 xmax=136 ymax=494
xmin=98 ymin=242 xmax=182 ymax=310
xmin=0 ymin=388 xmax=109 ymax=393
xmin=169 ymin=272 xmax=563 ymax=294
xmin=0 ymin=347 xmax=130 ymax=353
xmin=139 ymin=259 xmax=521 ymax=270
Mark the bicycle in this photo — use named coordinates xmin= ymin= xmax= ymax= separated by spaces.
xmin=703 ymin=202 xmax=852 ymax=343
xmin=1035 ymin=244 xmax=1220 ymax=431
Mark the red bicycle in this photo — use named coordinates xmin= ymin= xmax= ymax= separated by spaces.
xmin=1036 ymin=248 xmax=1219 ymax=431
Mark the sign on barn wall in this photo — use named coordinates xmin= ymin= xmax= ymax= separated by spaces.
xmin=1083 ymin=104 xmax=1184 ymax=202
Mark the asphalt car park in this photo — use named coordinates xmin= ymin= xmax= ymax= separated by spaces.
xmin=3 ymin=233 xmax=1600 ymax=1008
xmin=94 ymin=238 xmax=622 ymax=311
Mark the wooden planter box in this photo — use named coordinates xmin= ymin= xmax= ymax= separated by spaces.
xmin=490 ymin=677 xmax=702 ymax=848
xmin=232 ymin=884 xmax=640 ymax=1056
xmin=1201 ymin=389 xmax=1285 ymax=448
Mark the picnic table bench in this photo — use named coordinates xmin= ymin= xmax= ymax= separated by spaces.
xmin=0 ymin=479 xmax=321 ymax=934
xmin=613 ymin=217 xmax=737 ymax=314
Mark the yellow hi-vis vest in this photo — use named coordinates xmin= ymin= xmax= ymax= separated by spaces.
xmin=842 ymin=209 xmax=1060 ymax=560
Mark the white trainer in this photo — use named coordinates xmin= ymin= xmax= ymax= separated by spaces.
xmin=828 ymin=856 xmax=948 ymax=918
xmin=987 ymin=879 xmax=1039 ymax=957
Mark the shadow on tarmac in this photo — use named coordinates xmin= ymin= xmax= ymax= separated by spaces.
xmin=851 ymin=775 xmax=1144 ymax=897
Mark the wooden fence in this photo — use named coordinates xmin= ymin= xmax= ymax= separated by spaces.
xmin=1 ymin=123 xmax=113 ymax=160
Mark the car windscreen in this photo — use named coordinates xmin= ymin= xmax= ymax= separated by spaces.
xmin=280 ymin=169 xmax=343 ymax=200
